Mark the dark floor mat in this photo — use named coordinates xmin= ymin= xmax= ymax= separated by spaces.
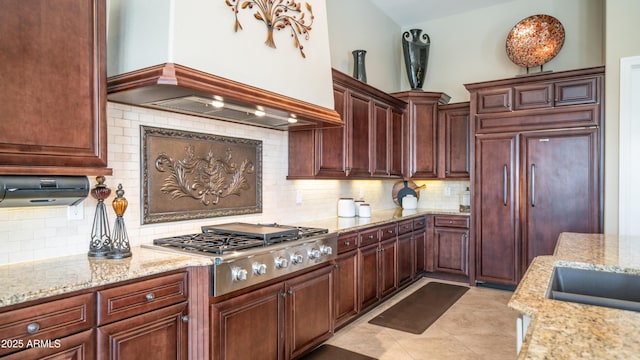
xmin=300 ymin=344 xmax=376 ymax=360
xmin=368 ymin=281 xmax=469 ymax=334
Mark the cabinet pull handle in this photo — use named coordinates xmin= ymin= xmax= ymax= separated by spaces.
xmin=531 ymin=164 xmax=536 ymax=207
xmin=26 ymin=322 xmax=40 ymax=334
xmin=181 ymin=315 xmax=189 ymax=323
xmin=503 ymin=165 xmax=508 ymax=206
xmin=145 ymin=293 xmax=156 ymax=301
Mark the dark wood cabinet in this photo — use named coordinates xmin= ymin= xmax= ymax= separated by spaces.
xmin=0 ymin=0 xmax=110 ymax=175
xmin=392 ymin=91 xmax=451 ymax=179
xmin=211 ymin=265 xmax=333 ymax=360
xmin=358 ymin=242 xmax=380 ymax=310
xmin=433 ymin=216 xmax=469 ymax=277
xmin=413 ymin=216 xmax=427 ymax=274
xmin=211 ymin=282 xmax=284 ymax=360
xmin=474 ymin=133 xmax=519 ymax=284
xmin=520 ymin=128 xmax=601 ymax=269
xmin=288 ymin=69 xmax=405 ymax=179
xmin=467 ymin=66 xmax=604 ymax=286
xmin=438 ymin=102 xmax=471 ymax=178
xmin=286 ymin=265 xmax=333 ymax=359
xmin=97 ymin=302 xmax=188 ymax=360
xmin=333 ymin=232 xmax=359 ymax=328
xmin=397 ymin=233 xmax=415 ymax=287
xmin=0 ymin=293 xmax=95 ymax=358
xmin=2 ymin=329 xmax=95 ymax=360
xmin=97 ymin=272 xmax=189 ymax=360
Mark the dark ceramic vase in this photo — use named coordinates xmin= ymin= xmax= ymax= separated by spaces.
xmin=402 ymin=29 xmax=430 ymax=90
xmin=352 ymin=50 xmax=367 ymax=83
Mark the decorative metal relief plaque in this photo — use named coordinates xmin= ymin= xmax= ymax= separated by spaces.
xmin=141 ymin=126 xmax=262 ymax=224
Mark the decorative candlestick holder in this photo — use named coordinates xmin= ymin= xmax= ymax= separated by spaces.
xmin=88 ymin=176 xmax=112 ymax=257
xmin=108 ymin=184 xmax=132 ymax=259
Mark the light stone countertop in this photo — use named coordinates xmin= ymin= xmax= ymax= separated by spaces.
xmin=298 ymin=207 xmax=469 ymax=234
xmin=0 ymin=208 xmax=466 ymax=309
xmin=0 ymin=246 xmax=214 ymax=308
xmin=509 ymin=232 xmax=640 ymax=359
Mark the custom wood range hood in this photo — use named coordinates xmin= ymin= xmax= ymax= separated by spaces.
xmin=106 ymin=0 xmax=342 ymax=131
xmin=107 ymin=63 xmax=343 ymax=131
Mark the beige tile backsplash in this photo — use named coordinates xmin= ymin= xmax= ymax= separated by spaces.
xmin=0 ymin=103 xmax=468 ymax=265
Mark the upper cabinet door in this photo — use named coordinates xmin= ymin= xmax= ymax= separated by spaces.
xmin=316 ymin=84 xmax=349 ymax=178
xmin=0 ymin=0 xmax=110 ymax=175
xmin=347 ymin=90 xmax=373 ymax=177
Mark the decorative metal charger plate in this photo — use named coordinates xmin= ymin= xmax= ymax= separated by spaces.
xmin=505 ymin=14 xmax=565 ymax=68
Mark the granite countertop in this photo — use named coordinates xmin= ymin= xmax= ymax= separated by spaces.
xmin=0 ymin=247 xmax=214 ymax=308
xmin=299 ymin=207 xmax=469 ymax=234
xmin=509 ymin=232 xmax=640 ymax=359
xmin=0 ymin=208 xmax=465 ymax=310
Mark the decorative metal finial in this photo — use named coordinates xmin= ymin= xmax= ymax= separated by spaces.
xmin=88 ymin=176 xmax=112 ymax=257
xmin=108 ymin=184 xmax=132 ymax=259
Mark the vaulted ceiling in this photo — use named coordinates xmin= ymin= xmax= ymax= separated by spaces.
xmin=368 ymin=0 xmax=517 ymax=26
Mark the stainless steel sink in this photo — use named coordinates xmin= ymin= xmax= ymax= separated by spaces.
xmin=547 ymin=267 xmax=640 ymax=312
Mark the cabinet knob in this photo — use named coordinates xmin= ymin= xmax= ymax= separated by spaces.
xmin=181 ymin=315 xmax=189 ymax=323
xmin=288 ymin=289 xmax=294 ymax=295
xmin=368 ymin=235 xmax=374 ymax=239
xmin=26 ymin=322 xmax=40 ymax=334
xmin=344 ymin=241 xmax=350 ymax=246
xmin=449 ymin=220 xmax=453 ymax=224
xmin=145 ymin=293 xmax=156 ymax=301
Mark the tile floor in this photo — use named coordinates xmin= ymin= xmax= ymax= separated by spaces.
xmin=325 ymin=278 xmax=520 ymax=360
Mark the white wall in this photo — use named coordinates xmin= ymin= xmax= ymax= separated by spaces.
xmin=107 ymin=0 xmax=335 ymax=110
xmin=326 ymin=0 xmax=403 ymax=93
xmin=604 ymin=0 xmax=640 ymax=234
xmin=401 ymin=0 xmax=604 ymax=102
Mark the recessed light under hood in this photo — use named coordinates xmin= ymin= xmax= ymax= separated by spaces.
xmin=107 ymin=63 xmax=343 ymax=131
xmin=146 ymin=96 xmax=313 ymax=130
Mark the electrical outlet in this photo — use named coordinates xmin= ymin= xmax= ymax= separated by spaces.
xmin=359 ymin=186 xmax=365 ymax=199
xmin=67 ymin=203 xmax=84 ymax=220
xmin=444 ymin=186 xmax=451 ymax=197
xmin=296 ymin=190 xmax=303 ymax=204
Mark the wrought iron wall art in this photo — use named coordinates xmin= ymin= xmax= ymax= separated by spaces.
xmin=225 ymin=0 xmax=314 ymax=58
xmin=141 ymin=126 xmax=262 ymax=224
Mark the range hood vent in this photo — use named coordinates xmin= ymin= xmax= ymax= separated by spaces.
xmin=0 ymin=176 xmax=90 ymax=208
xmin=107 ymin=63 xmax=343 ymax=131
xmin=146 ymin=96 xmax=315 ymax=130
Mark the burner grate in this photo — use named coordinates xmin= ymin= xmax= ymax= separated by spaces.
xmin=153 ymin=233 xmax=264 ymax=254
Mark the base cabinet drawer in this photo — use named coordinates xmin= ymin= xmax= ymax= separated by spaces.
xmin=0 ymin=293 xmax=95 ymax=357
xmin=1 ymin=329 xmax=95 ymax=360
xmin=97 ymin=272 xmax=188 ymax=325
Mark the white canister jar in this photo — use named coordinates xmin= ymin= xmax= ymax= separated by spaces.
xmin=337 ymin=198 xmax=356 ymax=217
xmin=359 ymin=203 xmax=371 ymax=218
xmin=402 ymin=194 xmax=418 ymax=210
xmin=354 ymin=200 xmax=365 ymax=216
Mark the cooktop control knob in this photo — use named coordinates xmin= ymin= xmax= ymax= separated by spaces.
xmin=252 ymin=262 xmax=268 ymax=275
xmin=308 ymin=249 xmax=321 ymax=260
xmin=291 ymin=253 xmax=304 ymax=264
xmin=274 ymin=257 xmax=289 ymax=269
xmin=231 ymin=267 xmax=248 ymax=282
xmin=319 ymin=245 xmax=333 ymax=256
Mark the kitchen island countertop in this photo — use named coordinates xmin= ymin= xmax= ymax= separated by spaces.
xmin=509 ymin=232 xmax=640 ymax=359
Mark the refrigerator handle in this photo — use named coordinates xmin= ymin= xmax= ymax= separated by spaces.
xmin=531 ymin=164 xmax=536 ymax=207
xmin=503 ymin=165 xmax=508 ymax=206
